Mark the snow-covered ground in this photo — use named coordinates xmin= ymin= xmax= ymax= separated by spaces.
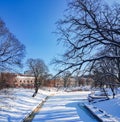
xmin=0 ymin=88 xmax=120 ymax=122
xmin=94 ymin=94 xmax=120 ymax=121
xmin=32 ymin=91 xmax=101 ymax=122
xmin=0 ymin=88 xmax=50 ymax=122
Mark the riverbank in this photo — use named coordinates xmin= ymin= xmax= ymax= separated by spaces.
xmin=93 ymin=94 xmax=120 ymax=121
xmin=0 ymin=88 xmax=120 ymax=121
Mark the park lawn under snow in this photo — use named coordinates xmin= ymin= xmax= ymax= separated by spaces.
xmin=0 ymin=88 xmax=49 ymax=122
xmin=0 ymin=88 xmax=120 ymax=122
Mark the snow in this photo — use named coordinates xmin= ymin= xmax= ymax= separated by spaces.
xmin=32 ymin=91 xmax=100 ymax=122
xmin=0 ymin=88 xmax=48 ymax=122
xmin=85 ymin=104 xmax=118 ymax=122
xmin=0 ymin=88 xmax=120 ymax=122
xmin=93 ymin=94 xmax=120 ymax=121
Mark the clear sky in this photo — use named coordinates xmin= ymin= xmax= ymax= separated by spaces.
xmin=0 ymin=0 xmax=119 ymax=75
xmin=0 ymin=0 xmax=68 ymax=74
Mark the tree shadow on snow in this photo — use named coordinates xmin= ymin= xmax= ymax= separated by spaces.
xmin=66 ymin=101 xmax=99 ymax=122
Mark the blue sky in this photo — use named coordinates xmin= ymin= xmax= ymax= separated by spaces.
xmin=0 ymin=0 xmax=119 ymax=75
xmin=0 ymin=0 xmax=68 ymax=74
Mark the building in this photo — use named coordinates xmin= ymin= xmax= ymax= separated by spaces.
xmin=0 ymin=72 xmax=16 ymax=89
xmin=15 ymin=75 xmax=35 ymax=88
xmin=0 ymin=72 xmax=94 ymax=89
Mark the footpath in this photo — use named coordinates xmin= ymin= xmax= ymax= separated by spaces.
xmin=32 ymin=91 xmax=100 ymax=122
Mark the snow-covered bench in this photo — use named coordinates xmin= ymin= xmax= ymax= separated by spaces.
xmin=88 ymin=92 xmax=109 ymax=103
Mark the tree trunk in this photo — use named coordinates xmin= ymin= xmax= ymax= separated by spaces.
xmin=109 ymin=85 xmax=115 ymax=99
xmin=32 ymin=87 xmax=38 ymax=97
xmin=32 ymin=79 xmax=38 ymax=97
xmin=102 ymin=87 xmax=109 ymax=99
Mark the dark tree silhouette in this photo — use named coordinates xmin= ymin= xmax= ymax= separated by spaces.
xmin=53 ymin=0 xmax=120 ymax=75
xmin=26 ymin=58 xmax=48 ymax=97
xmin=0 ymin=19 xmax=25 ymax=71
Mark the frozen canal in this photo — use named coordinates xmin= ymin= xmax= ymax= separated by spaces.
xmin=32 ymin=91 xmax=99 ymax=122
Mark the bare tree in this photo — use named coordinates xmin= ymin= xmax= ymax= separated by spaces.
xmin=61 ymin=71 xmax=71 ymax=88
xmin=0 ymin=19 xmax=25 ymax=71
xmin=53 ymin=0 xmax=120 ymax=75
xmin=26 ymin=58 xmax=48 ymax=97
xmin=91 ymin=56 xmax=120 ymax=98
xmin=91 ymin=44 xmax=120 ymax=80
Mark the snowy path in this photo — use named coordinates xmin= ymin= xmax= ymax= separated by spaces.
xmin=32 ymin=91 xmax=99 ymax=122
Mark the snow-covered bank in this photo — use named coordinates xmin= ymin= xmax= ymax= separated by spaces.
xmin=0 ymin=88 xmax=120 ymax=122
xmin=85 ymin=89 xmax=120 ymax=121
xmin=85 ymin=104 xmax=118 ymax=122
xmin=93 ymin=94 xmax=120 ymax=121
xmin=0 ymin=88 xmax=49 ymax=122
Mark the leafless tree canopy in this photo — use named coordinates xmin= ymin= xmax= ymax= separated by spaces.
xmin=53 ymin=0 xmax=120 ymax=75
xmin=26 ymin=58 xmax=48 ymax=97
xmin=0 ymin=19 xmax=25 ymax=71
